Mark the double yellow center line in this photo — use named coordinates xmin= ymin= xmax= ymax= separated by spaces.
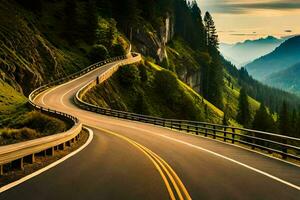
xmin=93 ymin=126 xmax=192 ymax=200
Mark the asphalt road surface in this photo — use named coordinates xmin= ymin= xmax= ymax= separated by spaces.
xmin=1 ymin=58 xmax=300 ymax=200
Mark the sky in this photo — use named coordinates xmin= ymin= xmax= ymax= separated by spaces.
xmin=197 ymin=0 xmax=300 ymax=44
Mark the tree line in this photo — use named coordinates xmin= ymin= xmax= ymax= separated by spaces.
xmin=17 ymin=0 xmax=224 ymax=110
xmin=236 ymin=87 xmax=300 ymax=137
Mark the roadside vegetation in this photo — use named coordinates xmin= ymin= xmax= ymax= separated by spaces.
xmin=1 ymin=0 xmax=300 ymax=141
xmin=84 ymin=61 xmax=223 ymax=123
xmin=0 ymin=110 xmax=69 ymax=146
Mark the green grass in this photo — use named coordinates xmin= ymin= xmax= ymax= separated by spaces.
xmin=223 ymin=80 xmax=260 ymax=121
xmin=0 ymin=110 xmax=69 ymax=145
xmin=167 ymin=38 xmax=202 ymax=74
xmin=149 ymin=61 xmax=223 ymax=121
xmin=0 ymin=80 xmax=69 ymax=145
xmin=0 ymin=80 xmax=28 ymax=125
xmin=84 ymin=61 xmax=223 ymax=123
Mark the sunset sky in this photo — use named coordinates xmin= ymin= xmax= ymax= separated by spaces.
xmin=198 ymin=0 xmax=300 ymax=43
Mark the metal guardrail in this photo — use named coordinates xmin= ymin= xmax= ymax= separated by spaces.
xmin=0 ymin=53 xmax=131 ymax=175
xmin=74 ymin=54 xmax=300 ymax=162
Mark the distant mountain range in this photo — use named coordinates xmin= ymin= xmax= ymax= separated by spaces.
xmin=245 ymin=35 xmax=300 ymax=95
xmin=265 ymin=62 xmax=300 ymax=95
xmin=245 ymin=36 xmax=300 ymax=80
xmin=220 ymin=36 xmax=284 ymax=68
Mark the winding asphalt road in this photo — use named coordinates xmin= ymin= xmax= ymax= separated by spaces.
xmin=1 ymin=57 xmax=300 ymax=199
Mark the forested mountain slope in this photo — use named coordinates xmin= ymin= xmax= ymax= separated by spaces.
xmin=220 ymin=36 xmax=283 ymax=68
xmin=245 ymin=36 xmax=300 ymax=81
xmin=1 ymin=0 xmax=300 ymax=137
xmin=265 ymin=62 xmax=300 ymax=95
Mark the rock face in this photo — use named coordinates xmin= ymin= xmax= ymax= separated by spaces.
xmin=133 ymin=13 xmax=174 ymax=62
xmin=0 ymin=1 xmax=85 ymax=96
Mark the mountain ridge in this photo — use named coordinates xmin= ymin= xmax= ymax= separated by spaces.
xmin=220 ymin=36 xmax=284 ymax=68
xmin=265 ymin=62 xmax=300 ymax=95
xmin=245 ymin=35 xmax=300 ymax=81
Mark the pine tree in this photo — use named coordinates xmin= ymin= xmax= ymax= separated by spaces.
xmin=278 ymin=101 xmax=290 ymax=135
xmin=16 ymin=0 xmax=42 ymax=13
xmin=252 ymin=104 xmax=275 ymax=132
xmin=222 ymin=104 xmax=229 ymax=126
xmin=83 ymin=0 xmax=98 ymax=44
xmin=291 ymin=109 xmax=297 ymax=136
xmin=207 ymin=58 xmax=223 ymax=109
xmin=204 ymin=12 xmax=219 ymax=48
xmin=296 ymin=109 xmax=300 ymax=137
xmin=96 ymin=0 xmax=112 ymax=17
xmin=190 ymin=0 xmax=206 ymax=48
xmin=63 ymin=0 xmax=80 ymax=44
xmin=111 ymin=0 xmax=140 ymax=35
xmin=237 ymin=87 xmax=251 ymax=127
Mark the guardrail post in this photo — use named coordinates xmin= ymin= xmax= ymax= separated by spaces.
xmin=213 ymin=125 xmax=216 ymax=139
xmin=0 ymin=165 xmax=3 ymax=176
xmin=187 ymin=124 xmax=190 ymax=133
xmin=170 ymin=121 xmax=173 ymax=129
xmin=66 ymin=141 xmax=71 ymax=147
xmin=251 ymin=131 xmax=255 ymax=149
xmin=224 ymin=127 xmax=227 ymax=142
xmin=232 ymin=128 xmax=235 ymax=144
xmin=58 ymin=143 xmax=65 ymax=150
xmin=179 ymin=122 xmax=182 ymax=131
xmin=282 ymin=139 xmax=288 ymax=159
xmin=24 ymin=154 xmax=35 ymax=164
xmin=204 ymin=124 xmax=208 ymax=137
xmin=46 ymin=147 xmax=54 ymax=156
xmin=163 ymin=119 xmax=166 ymax=127
xmin=12 ymin=158 xmax=24 ymax=170
xmin=196 ymin=126 xmax=199 ymax=135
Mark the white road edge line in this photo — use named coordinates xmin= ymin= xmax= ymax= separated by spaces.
xmin=0 ymin=127 xmax=94 ymax=194
xmin=34 ymin=62 xmax=114 ymax=105
xmin=38 ymin=57 xmax=300 ymax=192
xmin=158 ymin=133 xmax=300 ymax=191
xmin=122 ymin=117 xmax=300 ymax=168
xmin=87 ymin=119 xmax=300 ymax=191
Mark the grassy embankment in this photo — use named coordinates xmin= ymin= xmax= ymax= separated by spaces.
xmin=84 ymin=60 xmax=223 ymax=123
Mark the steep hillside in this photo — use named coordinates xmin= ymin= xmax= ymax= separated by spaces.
xmin=0 ymin=80 xmax=27 ymax=126
xmin=223 ymin=59 xmax=300 ymax=112
xmin=245 ymin=36 xmax=300 ymax=81
xmin=0 ymin=1 xmax=89 ymax=95
xmin=265 ymin=63 xmax=300 ymax=95
xmin=0 ymin=0 xmax=128 ymax=141
xmin=1 ymin=0 xmax=300 ymax=137
xmin=220 ymin=36 xmax=283 ymax=68
xmin=84 ymin=61 xmax=223 ymax=123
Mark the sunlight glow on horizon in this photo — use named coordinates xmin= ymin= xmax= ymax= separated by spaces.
xmin=198 ymin=0 xmax=300 ymax=43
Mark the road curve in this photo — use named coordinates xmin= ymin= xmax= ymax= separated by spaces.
xmin=1 ymin=57 xmax=300 ymax=199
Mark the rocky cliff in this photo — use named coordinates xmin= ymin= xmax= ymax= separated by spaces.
xmin=133 ymin=13 xmax=174 ymax=62
xmin=0 ymin=1 xmax=87 ymax=96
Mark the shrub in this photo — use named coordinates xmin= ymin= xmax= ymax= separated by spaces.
xmin=0 ymin=128 xmax=39 ymax=145
xmin=154 ymin=70 xmax=202 ymax=120
xmin=117 ymin=65 xmax=140 ymax=87
xmin=154 ymin=70 xmax=180 ymax=100
xmin=88 ymin=44 xmax=109 ymax=63
xmin=111 ymin=43 xmax=126 ymax=57
xmin=13 ymin=111 xmax=67 ymax=135
xmin=139 ymin=64 xmax=148 ymax=82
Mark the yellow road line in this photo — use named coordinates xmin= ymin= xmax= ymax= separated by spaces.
xmin=133 ymin=141 xmax=185 ymax=200
xmin=136 ymin=143 xmax=192 ymax=200
xmin=93 ymin=126 xmax=176 ymax=200
xmin=90 ymin=126 xmax=192 ymax=200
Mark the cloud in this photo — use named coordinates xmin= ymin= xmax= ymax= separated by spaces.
xmin=204 ymin=0 xmax=300 ymax=14
xmin=284 ymin=30 xmax=293 ymax=33
xmin=230 ymin=33 xmax=259 ymax=36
